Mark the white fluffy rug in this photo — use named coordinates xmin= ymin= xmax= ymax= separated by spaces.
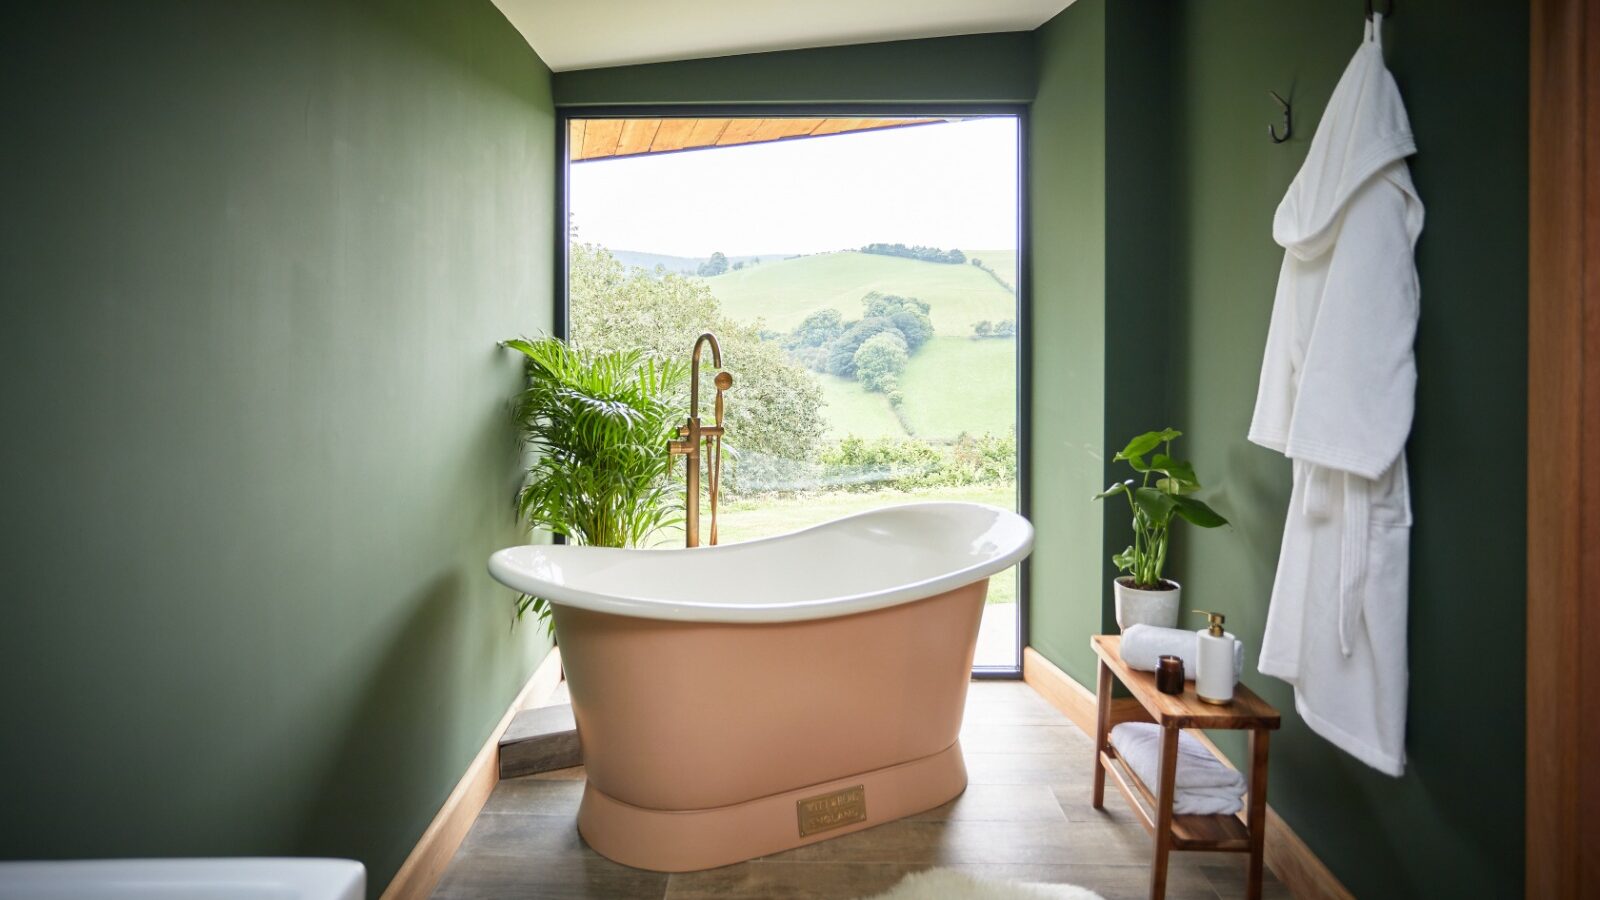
xmin=857 ymin=868 xmax=1106 ymax=900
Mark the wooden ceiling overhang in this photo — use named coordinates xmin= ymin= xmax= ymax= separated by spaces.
xmin=568 ymin=116 xmax=952 ymax=162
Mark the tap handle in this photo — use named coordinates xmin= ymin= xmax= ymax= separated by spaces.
xmin=708 ymin=372 xmax=731 ymax=545
xmin=713 ymin=372 xmax=732 ymax=423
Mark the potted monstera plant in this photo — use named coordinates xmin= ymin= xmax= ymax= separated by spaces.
xmin=1094 ymin=428 xmax=1228 ymax=630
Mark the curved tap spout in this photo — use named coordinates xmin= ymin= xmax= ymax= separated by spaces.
xmin=674 ymin=332 xmax=729 ymax=548
xmin=690 ymin=332 xmax=722 ymax=419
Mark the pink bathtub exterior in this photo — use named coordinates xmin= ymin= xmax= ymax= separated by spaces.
xmin=554 ymin=579 xmax=985 ymax=870
xmin=488 ymin=502 xmax=1033 ymax=871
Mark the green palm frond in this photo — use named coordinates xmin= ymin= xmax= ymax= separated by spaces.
xmin=504 ymin=336 xmax=689 ymax=555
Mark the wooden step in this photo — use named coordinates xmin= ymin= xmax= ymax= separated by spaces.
xmin=498 ymin=703 xmax=580 ymax=779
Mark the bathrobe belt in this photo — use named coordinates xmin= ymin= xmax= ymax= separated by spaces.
xmin=1302 ymin=466 xmax=1369 ymax=657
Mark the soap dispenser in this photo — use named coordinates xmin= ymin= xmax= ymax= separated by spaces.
xmin=1193 ymin=610 xmax=1237 ymax=706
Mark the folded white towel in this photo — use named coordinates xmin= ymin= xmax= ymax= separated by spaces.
xmin=1154 ymin=788 xmax=1245 ymax=816
xmin=1110 ymin=722 xmax=1245 ymax=816
xmin=1121 ymin=624 xmax=1243 ymax=683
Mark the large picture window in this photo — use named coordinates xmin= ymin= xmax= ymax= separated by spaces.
xmin=562 ymin=111 xmax=1025 ymax=672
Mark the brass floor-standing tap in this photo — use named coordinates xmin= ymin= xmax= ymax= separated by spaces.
xmin=667 ymin=333 xmax=733 ymax=547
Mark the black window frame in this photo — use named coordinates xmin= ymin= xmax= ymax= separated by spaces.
xmin=555 ymin=103 xmax=1031 ymax=679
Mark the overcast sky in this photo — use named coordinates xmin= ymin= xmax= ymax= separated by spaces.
xmin=569 ymin=116 xmax=1020 ymax=258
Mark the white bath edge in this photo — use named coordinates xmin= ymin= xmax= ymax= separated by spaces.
xmin=488 ymin=501 xmax=1033 ymax=623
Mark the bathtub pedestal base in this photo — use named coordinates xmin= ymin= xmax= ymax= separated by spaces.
xmin=577 ymin=740 xmax=968 ymax=872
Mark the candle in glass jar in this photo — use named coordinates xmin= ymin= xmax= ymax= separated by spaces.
xmin=1156 ymin=655 xmax=1185 ymax=695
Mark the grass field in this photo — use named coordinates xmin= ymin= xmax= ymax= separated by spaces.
xmin=816 ymin=372 xmax=901 ymax=440
xmin=898 ymin=336 xmax=1017 ymax=440
xmin=708 ymin=250 xmax=1014 ymax=334
xmin=661 ymin=484 xmax=1020 ymax=605
xmin=968 ymin=249 xmax=1018 ymax=293
xmin=705 ymin=249 xmax=1019 ymax=443
xmin=813 ymin=337 xmax=1020 ymax=442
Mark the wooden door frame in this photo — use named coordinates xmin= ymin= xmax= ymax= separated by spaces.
xmin=1527 ymin=0 xmax=1598 ymax=895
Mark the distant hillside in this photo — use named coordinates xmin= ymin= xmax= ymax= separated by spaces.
xmin=704 ymin=249 xmax=1020 ymax=442
xmin=608 ymin=249 xmax=787 ymax=275
xmin=706 ymin=249 xmax=1018 ymax=334
xmin=968 ymin=250 xmax=1018 ymax=294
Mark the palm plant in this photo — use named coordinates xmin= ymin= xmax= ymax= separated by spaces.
xmin=503 ymin=336 xmax=689 ymax=621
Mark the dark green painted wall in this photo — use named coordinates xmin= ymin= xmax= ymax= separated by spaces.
xmin=552 ymin=32 xmax=1037 ymax=106
xmin=1027 ymin=1 xmax=1197 ymax=684
xmin=1163 ymin=3 xmax=1527 ymax=896
xmin=1029 ymin=0 xmax=1526 ymax=895
xmin=0 ymin=1 xmax=556 ymax=894
xmin=1101 ymin=2 xmax=1186 ymax=635
xmin=0 ymin=2 xmax=1525 ymax=894
xmin=1026 ymin=2 xmax=1108 ymax=684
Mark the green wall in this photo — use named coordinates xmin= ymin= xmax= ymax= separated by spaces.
xmin=1027 ymin=0 xmax=1195 ymax=685
xmin=1026 ymin=2 xmax=1109 ymax=684
xmin=1165 ymin=2 xmax=1527 ymax=896
xmin=552 ymin=32 xmax=1036 ymax=106
xmin=1101 ymin=2 xmax=1185 ymax=642
xmin=1028 ymin=1 xmax=1527 ymax=895
xmin=0 ymin=2 xmax=1525 ymax=895
xmin=0 ymin=1 xmax=556 ymax=895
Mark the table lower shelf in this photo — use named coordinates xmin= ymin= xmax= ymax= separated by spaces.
xmin=1099 ymin=747 xmax=1251 ymax=853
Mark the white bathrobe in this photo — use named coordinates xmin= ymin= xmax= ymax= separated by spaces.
xmin=1249 ymin=15 xmax=1422 ymax=777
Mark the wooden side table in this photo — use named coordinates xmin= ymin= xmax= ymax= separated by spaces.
xmin=1090 ymin=635 xmax=1281 ymax=900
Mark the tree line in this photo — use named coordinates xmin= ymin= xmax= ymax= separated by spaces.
xmin=695 ymin=251 xmax=764 ymax=277
xmin=859 ymin=243 xmax=967 ymax=265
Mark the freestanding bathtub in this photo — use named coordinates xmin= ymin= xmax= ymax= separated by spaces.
xmin=487 ymin=501 xmax=1033 ymax=871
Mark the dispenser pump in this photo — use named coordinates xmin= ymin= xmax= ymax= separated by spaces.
xmin=1195 ymin=610 xmax=1226 ymax=637
xmin=1191 ymin=610 xmax=1236 ymax=705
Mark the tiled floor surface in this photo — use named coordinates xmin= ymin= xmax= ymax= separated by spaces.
xmin=432 ymin=682 xmax=1291 ymax=899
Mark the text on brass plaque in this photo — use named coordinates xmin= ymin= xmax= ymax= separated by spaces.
xmin=796 ymin=784 xmax=867 ymax=837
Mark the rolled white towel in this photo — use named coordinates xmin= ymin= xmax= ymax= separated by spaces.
xmin=1121 ymin=624 xmax=1242 ymax=683
xmin=1113 ymin=717 xmax=1248 ymax=800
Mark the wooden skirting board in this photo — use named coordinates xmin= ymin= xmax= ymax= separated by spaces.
xmin=1022 ymin=647 xmax=1354 ymax=900
xmin=1022 ymin=646 xmax=1151 ymax=734
xmin=380 ymin=647 xmax=565 ymax=900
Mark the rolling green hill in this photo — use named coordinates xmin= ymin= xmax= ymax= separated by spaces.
xmin=968 ymin=249 xmax=1019 ymax=293
xmin=707 ymin=250 xmax=1016 ymax=334
xmin=810 ymin=338 xmax=1018 ymax=442
xmin=899 ymin=336 xmax=1017 ymax=439
xmin=816 ymin=372 xmax=903 ymax=440
xmin=694 ymin=249 xmax=1019 ymax=443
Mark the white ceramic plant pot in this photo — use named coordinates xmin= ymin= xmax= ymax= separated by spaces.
xmin=1114 ymin=578 xmax=1182 ymax=631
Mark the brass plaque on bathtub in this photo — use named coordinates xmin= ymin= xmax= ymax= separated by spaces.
xmin=797 ymin=785 xmax=866 ymax=837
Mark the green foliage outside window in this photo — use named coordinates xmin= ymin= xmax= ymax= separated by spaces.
xmin=568 ymin=244 xmax=826 ymax=489
xmin=854 ymin=331 xmax=909 ymax=393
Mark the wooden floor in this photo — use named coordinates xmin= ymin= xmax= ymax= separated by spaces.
xmin=431 ymin=682 xmax=1291 ymax=900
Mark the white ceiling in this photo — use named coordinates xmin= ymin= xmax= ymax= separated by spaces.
xmin=492 ymin=0 xmax=1073 ymax=73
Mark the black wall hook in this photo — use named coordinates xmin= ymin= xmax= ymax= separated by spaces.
xmin=1268 ymin=90 xmax=1292 ymax=143
xmin=1365 ymin=0 xmax=1394 ymax=20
